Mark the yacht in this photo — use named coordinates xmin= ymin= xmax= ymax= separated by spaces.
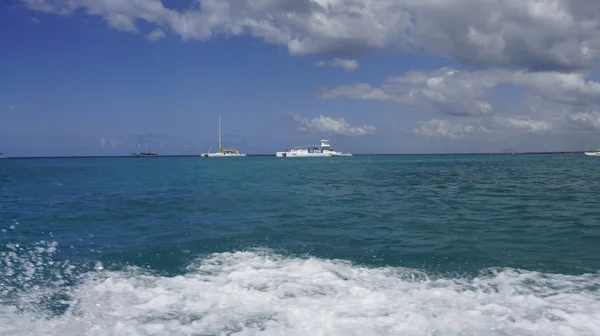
xmin=0 ymin=153 xmax=5 ymax=159
xmin=131 ymin=133 xmax=158 ymax=157
xmin=276 ymin=140 xmax=352 ymax=157
xmin=202 ymin=114 xmax=246 ymax=158
xmin=132 ymin=151 xmax=158 ymax=157
xmin=584 ymin=149 xmax=600 ymax=157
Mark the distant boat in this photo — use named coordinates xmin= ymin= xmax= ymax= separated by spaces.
xmin=201 ymin=114 xmax=246 ymax=158
xmin=0 ymin=153 xmax=5 ymax=159
xmin=276 ymin=140 xmax=352 ymax=157
xmin=584 ymin=149 xmax=600 ymax=157
xmin=131 ymin=133 xmax=158 ymax=157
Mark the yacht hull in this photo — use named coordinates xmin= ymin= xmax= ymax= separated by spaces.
xmin=276 ymin=152 xmax=330 ymax=157
xmin=584 ymin=152 xmax=600 ymax=156
xmin=202 ymin=153 xmax=246 ymax=158
xmin=131 ymin=153 xmax=158 ymax=157
xmin=276 ymin=140 xmax=352 ymax=157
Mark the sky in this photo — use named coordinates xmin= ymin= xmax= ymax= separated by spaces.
xmin=2 ymin=0 xmax=600 ymax=156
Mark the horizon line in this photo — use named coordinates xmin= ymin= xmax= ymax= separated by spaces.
xmin=0 ymin=151 xmax=588 ymax=159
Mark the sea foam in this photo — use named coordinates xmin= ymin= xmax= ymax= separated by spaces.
xmin=1 ymin=245 xmax=599 ymax=335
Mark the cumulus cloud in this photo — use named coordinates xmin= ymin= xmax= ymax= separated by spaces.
xmin=20 ymin=0 xmax=600 ymax=71
xmin=147 ymin=28 xmax=166 ymax=41
xmin=19 ymin=0 xmax=600 ymax=147
xmin=314 ymin=58 xmax=359 ymax=71
xmin=414 ymin=119 xmax=489 ymax=140
xmin=317 ymin=83 xmax=390 ymax=101
xmin=512 ymin=71 xmax=600 ymax=106
xmin=105 ymin=13 xmax=138 ymax=32
xmin=21 ymin=0 xmax=76 ymax=16
xmin=319 ymin=66 xmax=600 ymax=135
xmin=290 ymin=113 xmax=377 ymax=136
xmin=318 ymin=68 xmax=505 ymax=117
xmin=413 ymin=116 xmax=556 ymax=140
xmin=491 ymin=116 xmax=554 ymax=134
xmin=564 ymin=112 xmax=600 ymax=132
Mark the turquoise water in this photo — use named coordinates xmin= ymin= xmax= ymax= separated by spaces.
xmin=1 ymin=155 xmax=599 ymax=335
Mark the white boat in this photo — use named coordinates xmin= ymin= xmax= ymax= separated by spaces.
xmin=0 ymin=153 xmax=5 ymax=159
xmin=276 ymin=140 xmax=353 ymax=157
xmin=202 ymin=115 xmax=246 ymax=158
xmin=584 ymin=149 xmax=600 ymax=156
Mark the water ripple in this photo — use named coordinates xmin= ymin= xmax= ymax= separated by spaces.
xmin=1 ymin=155 xmax=599 ymax=275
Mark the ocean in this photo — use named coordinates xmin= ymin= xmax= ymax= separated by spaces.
xmin=1 ymin=155 xmax=599 ymax=335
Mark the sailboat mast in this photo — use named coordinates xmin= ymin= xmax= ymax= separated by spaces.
xmin=148 ymin=133 xmax=152 ymax=152
xmin=218 ymin=114 xmax=221 ymax=152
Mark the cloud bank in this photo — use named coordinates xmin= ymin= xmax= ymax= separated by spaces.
xmin=318 ymin=67 xmax=600 ymax=138
xmin=21 ymin=0 xmax=600 ymax=71
xmin=20 ymin=0 xmax=600 ymax=147
xmin=290 ymin=113 xmax=377 ymax=136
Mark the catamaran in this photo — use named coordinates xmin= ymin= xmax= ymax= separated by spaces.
xmin=276 ymin=140 xmax=352 ymax=157
xmin=584 ymin=149 xmax=600 ymax=157
xmin=131 ymin=133 xmax=158 ymax=157
xmin=201 ymin=114 xmax=246 ymax=157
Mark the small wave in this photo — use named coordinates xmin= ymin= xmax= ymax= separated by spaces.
xmin=1 ymin=247 xmax=600 ymax=335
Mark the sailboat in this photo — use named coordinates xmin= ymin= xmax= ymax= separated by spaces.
xmin=131 ymin=133 xmax=158 ymax=157
xmin=201 ymin=114 xmax=246 ymax=157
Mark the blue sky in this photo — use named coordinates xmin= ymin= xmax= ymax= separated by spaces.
xmin=2 ymin=1 xmax=600 ymax=156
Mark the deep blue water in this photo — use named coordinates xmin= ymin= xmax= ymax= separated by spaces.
xmin=1 ymin=155 xmax=599 ymax=335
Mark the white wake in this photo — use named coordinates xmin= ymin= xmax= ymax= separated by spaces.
xmin=1 ymin=245 xmax=599 ymax=335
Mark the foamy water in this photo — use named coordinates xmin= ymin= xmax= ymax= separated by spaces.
xmin=1 ymin=244 xmax=599 ymax=336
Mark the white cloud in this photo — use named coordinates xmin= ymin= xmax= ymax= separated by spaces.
xmin=512 ymin=71 xmax=600 ymax=106
xmin=105 ymin=13 xmax=138 ymax=32
xmin=313 ymin=58 xmax=359 ymax=71
xmin=317 ymin=83 xmax=390 ymax=101
xmin=319 ymin=67 xmax=600 ymax=135
xmin=18 ymin=0 xmax=600 ymax=148
xmin=314 ymin=58 xmax=360 ymax=71
xmin=22 ymin=0 xmax=77 ymax=16
xmin=330 ymin=58 xmax=359 ymax=71
xmin=413 ymin=116 xmax=554 ymax=140
xmin=318 ymin=68 xmax=507 ymax=117
xmin=414 ymin=119 xmax=490 ymax=139
xmin=491 ymin=116 xmax=554 ymax=134
xmin=565 ymin=112 xmax=600 ymax=132
xmin=20 ymin=0 xmax=600 ymax=71
xmin=147 ymin=28 xmax=166 ymax=41
xmin=290 ymin=113 xmax=377 ymax=136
